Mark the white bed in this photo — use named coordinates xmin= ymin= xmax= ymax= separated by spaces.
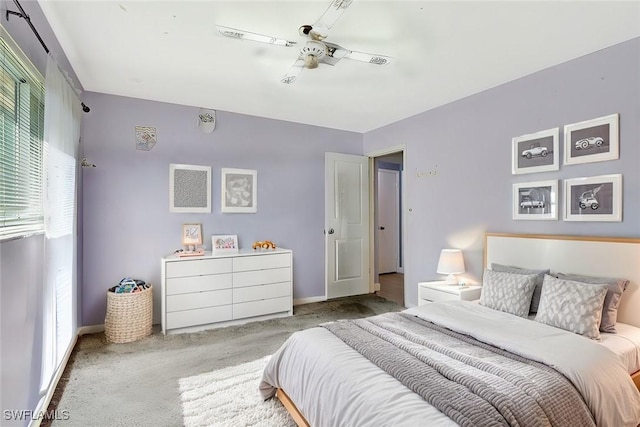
xmin=260 ymin=233 xmax=640 ymax=426
xmin=601 ymin=323 xmax=640 ymax=374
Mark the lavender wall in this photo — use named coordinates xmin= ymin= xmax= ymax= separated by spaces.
xmin=2 ymin=0 xmax=638 ymax=420
xmin=80 ymin=92 xmax=362 ymax=326
xmin=364 ymin=37 xmax=640 ymax=307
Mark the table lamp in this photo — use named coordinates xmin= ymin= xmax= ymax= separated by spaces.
xmin=437 ymin=249 xmax=465 ymax=285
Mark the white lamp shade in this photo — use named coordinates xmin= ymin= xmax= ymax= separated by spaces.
xmin=436 ymin=249 xmax=465 ymax=275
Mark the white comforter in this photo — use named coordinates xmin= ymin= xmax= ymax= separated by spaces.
xmin=260 ymin=301 xmax=640 ymax=427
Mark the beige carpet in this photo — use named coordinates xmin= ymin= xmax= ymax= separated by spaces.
xmin=46 ymin=295 xmax=402 ymax=427
xmin=179 ymin=356 xmax=295 ymax=427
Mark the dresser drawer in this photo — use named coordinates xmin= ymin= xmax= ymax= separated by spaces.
xmin=166 ymin=258 xmax=232 ymax=278
xmin=166 ymin=273 xmax=232 ymax=295
xmin=233 ymin=296 xmax=291 ymax=320
xmin=233 ymin=267 xmax=290 ymax=288
xmin=167 ymin=289 xmax=232 ymax=312
xmin=419 ymin=287 xmax=460 ymax=303
xmin=233 ymin=253 xmax=290 ymax=272
xmin=233 ymin=281 xmax=291 ymax=304
xmin=166 ymin=305 xmax=232 ymax=330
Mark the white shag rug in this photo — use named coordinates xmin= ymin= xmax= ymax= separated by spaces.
xmin=178 ymin=356 xmax=296 ymax=427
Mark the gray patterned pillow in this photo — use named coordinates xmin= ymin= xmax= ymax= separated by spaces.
xmin=535 ymin=275 xmax=608 ymax=340
xmin=556 ymin=273 xmax=629 ymax=334
xmin=480 ymin=270 xmax=537 ymax=317
xmin=491 ymin=263 xmax=550 ymax=314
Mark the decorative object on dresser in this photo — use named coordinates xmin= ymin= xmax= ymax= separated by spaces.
xmin=563 ymin=113 xmax=619 ymax=166
xmin=161 ymin=248 xmax=293 ymax=334
xmin=436 ymin=249 xmax=465 ymax=284
xmin=253 ymin=240 xmax=276 ymax=250
xmin=564 ymin=174 xmax=622 ymax=222
xmin=178 ymin=223 xmax=204 ymax=256
xmin=221 ymin=168 xmax=257 ymax=213
xmin=418 ymin=280 xmax=482 ymax=305
xmin=511 ymin=127 xmax=559 ymax=175
xmin=212 ymin=234 xmax=239 ymax=254
xmin=169 ymin=163 xmax=212 ymax=213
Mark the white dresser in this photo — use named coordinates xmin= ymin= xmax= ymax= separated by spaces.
xmin=161 ymin=248 xmax=292 ymax=334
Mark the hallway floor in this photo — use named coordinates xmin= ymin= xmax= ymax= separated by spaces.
xmin=376 ymin=272 xmax=404 ymax=307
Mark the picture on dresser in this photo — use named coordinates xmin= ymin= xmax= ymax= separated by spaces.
xmin=564 ymin=113 xmax=619 ymax=166
xmin=182 ymin=223 xmax=203 ymax=246
xmin=512 ymin=127 xmax=559 ymax=175
xmin=512 ymin=180 xmax=558 ymax=220
xmin=169 ymin=163 xmax=212 ymax=213
xmin=221 ymin=168 xmax=257 ymax=213
xmin=564 ymin=174 xmax=622 ymax=222
xmin=212 ymin=234 xmax=239 ymax=254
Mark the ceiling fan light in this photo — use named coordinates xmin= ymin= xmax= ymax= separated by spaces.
xmin=301 ymin=40 xmax=326 ymax=69
xmin=304 ymin=55 xmax=319 ymax=69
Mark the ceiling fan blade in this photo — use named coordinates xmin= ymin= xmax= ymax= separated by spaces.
xmin=311 ymin=0 xmax=354 ymax=39
xmin=324 ymin=42 xmax=392 ymax=66
xmin=280 ymin=57 xmax=306 ymax=84
xmin=344 ymin=50 xmax=392 ymax=65
xmin=216 ymin=25 xmax=297 ymax=47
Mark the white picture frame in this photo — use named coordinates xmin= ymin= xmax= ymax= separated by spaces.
xmin=512 ymin=180 xmax=558 ymax=220
xmin=512 ymin=127 xmax=559 ymax=175
xmin=212 ymin=234 xmax=239 ymax=254
xmin=564 ymin=174 xmax=622 ymax=222
xmin=169 ymin=164 xmax=211 ymax=213
xmin=221 ymin=168 xmax=257 ymax=213
xmin=564 ymin=113 xmax=619 ymax=166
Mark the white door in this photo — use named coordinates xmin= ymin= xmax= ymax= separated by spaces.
xmin=377 ymin=169 xmax=399 ymax=274
xmin=325 ymin=152 xmax=370 ymax=299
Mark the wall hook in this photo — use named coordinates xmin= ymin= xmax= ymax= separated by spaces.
xmin=81 ymin=158 xmax=96 ymax=168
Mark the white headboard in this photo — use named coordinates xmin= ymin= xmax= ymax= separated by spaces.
xmin=484 ymin=233 xmax=640 ymax=328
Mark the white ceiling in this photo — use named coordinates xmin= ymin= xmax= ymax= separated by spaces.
xmin=39 ymin=1 xmax=640 ymax=133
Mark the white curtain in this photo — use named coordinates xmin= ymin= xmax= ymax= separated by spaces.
xmin=40 ymin=54 xmax=82 ymax=392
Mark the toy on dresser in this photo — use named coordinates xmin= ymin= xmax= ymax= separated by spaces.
xmin=252 ymin=240 xmax=276 ymax=250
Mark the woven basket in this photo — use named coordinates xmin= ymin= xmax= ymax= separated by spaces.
xmin=105 ymin=285 xmax=153 ymax=343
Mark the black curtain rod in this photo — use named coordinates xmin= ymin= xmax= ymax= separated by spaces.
xmin=6 ymin=0 xmax=90 ymax=113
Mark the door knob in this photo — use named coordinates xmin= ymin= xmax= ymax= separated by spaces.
xmin=327 ymin=228 xmax=335 ymax=234
xmin=379 ymin=226 xmax=385 ymax=230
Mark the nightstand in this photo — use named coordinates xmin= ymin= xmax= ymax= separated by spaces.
xmin=418 ymin=280 xmax=482 ymax=305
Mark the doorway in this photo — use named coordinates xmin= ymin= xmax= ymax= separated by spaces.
xmin=373 ymin=151 xmax=404 ymax=306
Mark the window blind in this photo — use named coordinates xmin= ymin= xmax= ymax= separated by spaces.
xmin=0 ymin=33 xmax=45 ymax=240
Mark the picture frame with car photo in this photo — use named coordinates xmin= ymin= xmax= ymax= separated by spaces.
xmin=511 ymin=127 xmax=559 ymax=175
xmin=563 ymin=113 xmax=619 ymax=166
xmin=564 ymin=174 xmax=622 ymax=222
xmin=512 ymin=180 xmax=558 ymax=220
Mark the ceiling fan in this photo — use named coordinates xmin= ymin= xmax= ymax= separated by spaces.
xmin=216 ymin=0 xmax=392 ymax=84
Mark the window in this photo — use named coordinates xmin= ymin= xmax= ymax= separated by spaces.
xmin=0 ymin=33 xmax=45 ymax=240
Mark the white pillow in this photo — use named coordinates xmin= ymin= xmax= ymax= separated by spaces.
xmin=535 ymin=275 xmax=608 ymax=340
xmin=479 ymin=269 xmax=537 ymax=317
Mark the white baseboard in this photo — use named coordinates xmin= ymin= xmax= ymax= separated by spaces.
xmin=293 ymin=296 xmax=326 ymax=306
xmin=28 ymin=334 xmax=78 ymax=427
xmin=374 ymin=282 xmax=381 ymax=291
xmin=78 ymin=324 xmax=104 ymax=335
